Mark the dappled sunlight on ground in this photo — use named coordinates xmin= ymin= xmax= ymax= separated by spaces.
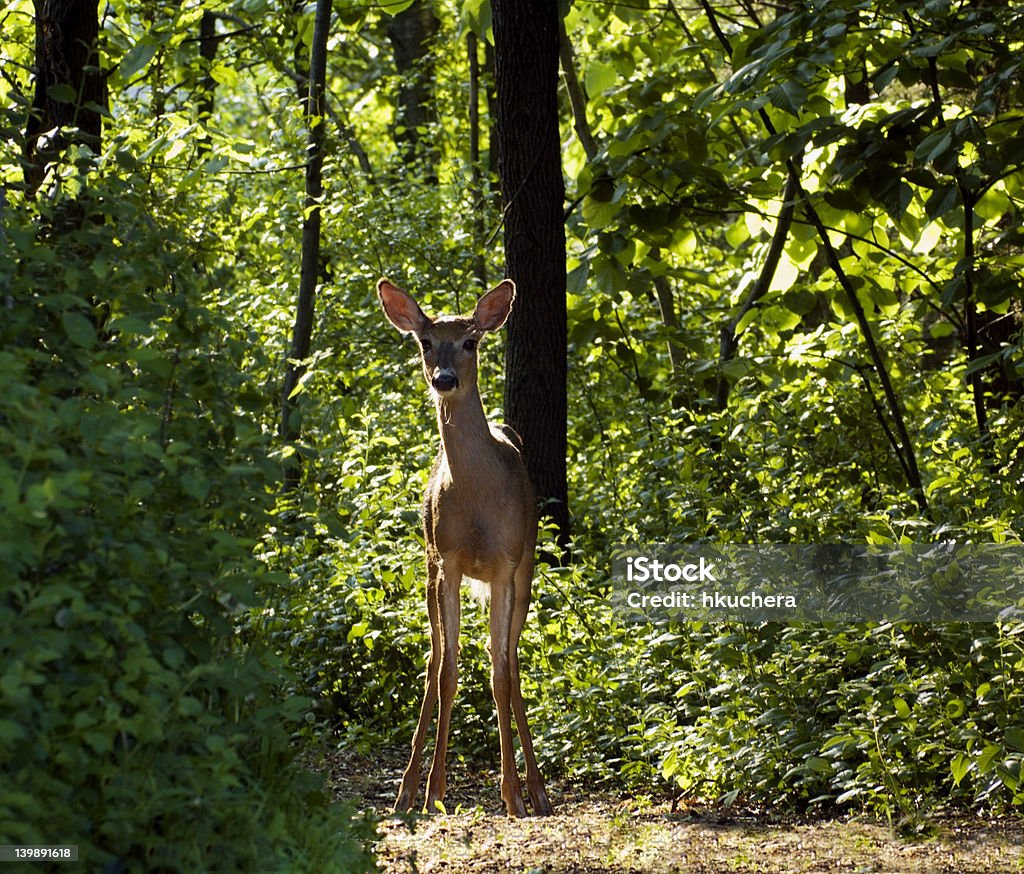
xmin=310 ymin=745 xmax=1024 ymax=874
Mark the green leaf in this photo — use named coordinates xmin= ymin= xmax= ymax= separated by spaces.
xmin=975 ymin=187 xmax=1011 ymax=222
xmin=47 ymin=84 xmax=78 ymax=104
xmin=925 ymin=186 xmax=959 ymax=220
xmin=965 ymin=351 xmax=1001 ymax=377
xmin=950 ymin=752 xmax=970 ymax=785
xmin=567 ymin=262 xmax=589 ymax=295
xmin=1006 ymin=727 xmax=1024 ymax=753
xmin=806 ymin=756 xmax=832 ymax=774
xmin=462 ymin=0 xmax=492 ymax=36
xmin=977 ymin=743 xmax=1001 ymax=773
xmin=119 ymin=40 xmax=157 ymax=80
xmin=768 ymin=80 xmax=808 ymax=116
xmin=61 ymin=311 xmax=96 ymax=348
xmin=204 ymin=155 xmax=229 ymax=174
xmin=915 ymin=128 xmax=954 ymax=165
xmin=210 ymin=63 xmax=239 ymax=88
xmin=109 ymin=315 xmax=152 ymax=337
xmin=874 ymin=62 xmax=900 ymax=94
xmin=945 ymin=698 xmax=966 ymax=718
xmin=380 ymin=0 xmax=415 ymax=15
xmin=585 ymin=61 xmax=619 ymax=97
xmin=0 ymin=719 xmax=27 ymax=744
xmin=582 ymin=194 xmax=619 ymax=230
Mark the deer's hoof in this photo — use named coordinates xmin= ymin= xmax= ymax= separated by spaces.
xmin=504 ymin=793 xmax=528 ymax=818
xmin=533 ymin=793 xmax=553 ymax=817
xmin=394 ymin=786 xmax=417 ymax=814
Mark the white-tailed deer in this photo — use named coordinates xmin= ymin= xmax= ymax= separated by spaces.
xmin=378 ymin=277 xmax=552 ymax=818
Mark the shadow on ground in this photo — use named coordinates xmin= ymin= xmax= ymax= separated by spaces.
xmin=310 ymin=745 xmax=1024 ymax=874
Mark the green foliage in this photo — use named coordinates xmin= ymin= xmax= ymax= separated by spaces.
xmin=263 ymin=0 xmax=1024 ymax=818
xmin=0 ymin=146 xmax=374 ymax=873
xmin=648 ymin=622 xmax=1024 ymax=815
xmin=5 ymin=0 xmax=1024 ymax=852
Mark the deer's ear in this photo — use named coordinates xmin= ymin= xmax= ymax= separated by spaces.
xmin=378 ymin=279 xmax=430 ymax=334
xmin=473 ymin=279 xmax=515 ymax=331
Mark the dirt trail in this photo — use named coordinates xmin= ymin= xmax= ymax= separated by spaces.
xmin=319 ymin=749 xmax=1024 ymax=873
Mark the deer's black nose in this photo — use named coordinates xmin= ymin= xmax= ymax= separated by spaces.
xmin=432 ymin=372 xmax=458 ymax=392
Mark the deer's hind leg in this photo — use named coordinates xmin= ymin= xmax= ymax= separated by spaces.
xmin=489 ymin=564 xmax=528 ymax=817
xmin=508 ymin=543 xmax=552 ymax=815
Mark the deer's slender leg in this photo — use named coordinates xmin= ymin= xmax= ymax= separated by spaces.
xmin=379 ymin=278 xmax=551 ymax=816
xmin=395 ymin=556 xmax=442 ymax=812
xmin=490 ymin=568 xmax=527 ymax=817
xmin=509 ymin=548 xmax=552 ymax=815
xmin=425 ymin=560 xmax=462 ymax=811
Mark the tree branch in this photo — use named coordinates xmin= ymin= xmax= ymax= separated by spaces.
xmin=558 ymin=17 xmax=598 ymax=161
xmin=699 ymin=0 xmax=928 ymax=512
xmin=716 ymin=169 xmax=800 ymax=409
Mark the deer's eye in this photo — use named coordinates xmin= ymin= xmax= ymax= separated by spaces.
xmin=420 ymin=338 xmax=433 ymax=352
xmin=462 ymin=338 xmax=477 ymax=352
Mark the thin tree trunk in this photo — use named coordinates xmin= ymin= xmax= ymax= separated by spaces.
xmin=24 ymin=0 xmax=105 ymax=195
xmin=483 ymin=40 xmax=499 ymax=188
xmin=653 ymin=271 xmax=689 ymax=404
xmin=280 ymin=0 xmax=330 ymax=489
xmin=467 ymin=31 xmax=487 ymax=289
xmin=558 ymin=18 xmax=598 ymax=162
xmin=915 ymin=22 xmax=993 ymax=457
xmin=386 ymin=0 xmax=440 ymax=180
xmin=699 ymin=0 xmax=927 ymax=513
xmin=196 ymin=11 xmax=217 ymax=156
xmin=493 ymin=0 xmax=570 ymax=544
xmin=960 ymin=176 xmax=991 ymax=454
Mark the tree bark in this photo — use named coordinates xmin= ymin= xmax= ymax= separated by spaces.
xmin=386 ymin=0 xmax=440 ymax=179
xmin=24 ymin=0 xmax=105 ymax=195
xmin=492 ymin=0 xmax=570 ymax=543
xmin=467 ymin=31 xmax=487 ymax=289
xmin=280 ymin=0 xmax=330 ymax=489
xmin=196 ymin=11 xmax=217 ymax=155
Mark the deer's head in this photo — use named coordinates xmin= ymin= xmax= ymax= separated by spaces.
xmin=378 ymin=278 xmax=515 ymax=399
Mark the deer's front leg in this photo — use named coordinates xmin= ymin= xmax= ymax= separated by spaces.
xmin=425 ymin=560 xmax=461 ymax=812
xmin=395 ymin=558 xmax=441 ymax=813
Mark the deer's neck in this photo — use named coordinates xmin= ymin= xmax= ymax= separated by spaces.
xmin=435 ymin=387 xmax=494 ymax=476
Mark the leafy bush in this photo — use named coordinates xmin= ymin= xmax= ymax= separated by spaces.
xmin=0 ymin=176 xmax=375 ymax=870
xmin=8 ymin=0 xmax=1019 ymax=835
xmin=645 ymin=622 xmax=1024 ymax=815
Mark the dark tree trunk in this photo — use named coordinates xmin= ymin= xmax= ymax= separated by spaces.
xmin=196 ymin=11 xmax=217 ymax=155
xmin=386 ymin=0 xmax=440 ymax=178
xmin=24 ymin=0 xmax=105 ymax=194
xmin=467 ymin=31 xmax=487 ymax=289
xmin=492 ymin=0 xmax=570 ymax=544
xmin=280 ymin=0 xmax=331 ymax=489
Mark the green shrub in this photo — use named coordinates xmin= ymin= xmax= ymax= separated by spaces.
xmin=0 ymin=180 xmax=375 ymax=871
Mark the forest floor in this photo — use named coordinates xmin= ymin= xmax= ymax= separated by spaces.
xmin=313 ymin=747 xmax=1024 ymax=874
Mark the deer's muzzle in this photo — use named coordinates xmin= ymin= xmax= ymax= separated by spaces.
xmin=432 ymin=370 xmax=459 ymax=393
